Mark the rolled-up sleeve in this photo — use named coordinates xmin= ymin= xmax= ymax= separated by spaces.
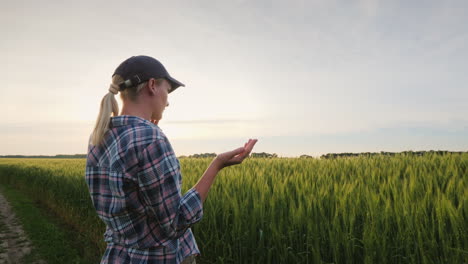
xmin=137 ymin=138 xmax=203 ymax=239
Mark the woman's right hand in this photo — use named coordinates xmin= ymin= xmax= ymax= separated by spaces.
xmin=214 ymin=139 xmax=258 ymax=170
xmin=195 ymin=139 xmax=258 ymax=203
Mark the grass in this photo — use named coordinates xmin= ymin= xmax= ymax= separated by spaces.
xmin=0 ymin=184 xmax=86 ymax=264
xmin=0 ymin=154 xmax=467 ymax=263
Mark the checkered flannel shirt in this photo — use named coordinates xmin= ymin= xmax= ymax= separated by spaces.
xmin=85 ymin=115 xmax=203 ymax=264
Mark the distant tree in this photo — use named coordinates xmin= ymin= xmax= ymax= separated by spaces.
xmin=251 ymin=152 xmax=278 ymax=158
xmin=188 ymin=153 xmax=217 ymax=158
xmin=55 ymin=154 xmax=87 ymax=159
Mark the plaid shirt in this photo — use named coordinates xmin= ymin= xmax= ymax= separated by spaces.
xmin=85 ymin=115 xmax=203 ymax=264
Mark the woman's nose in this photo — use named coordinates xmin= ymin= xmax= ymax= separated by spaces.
xmin=166 ymin=101 xmax=170 ymax=107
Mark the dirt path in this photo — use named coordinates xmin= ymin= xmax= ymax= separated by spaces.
xmin=0 ymin=189 xmax=44 ymax=264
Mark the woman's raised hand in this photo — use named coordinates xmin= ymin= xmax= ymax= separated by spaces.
xmin=195 ymin=139 xmax=258 ymax=203
xmin=214 ymin=139 xmax=258 ymax=169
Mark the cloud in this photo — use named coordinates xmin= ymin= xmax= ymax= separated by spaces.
xmin=0 ymin=121 xmax=92 ymax=155
xmin=164 ymin=119 xmax=257 ymax=125
xmin=2 ymin=0 xmax=468 ymax=156
xmin=358 ymin=0 xmax=380 ymax=17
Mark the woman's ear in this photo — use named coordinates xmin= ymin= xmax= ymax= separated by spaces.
xmin=147 ymin=78 xmax=158 ymax=96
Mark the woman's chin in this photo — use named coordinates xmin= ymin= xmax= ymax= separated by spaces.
xmin=151 ymin=113 xmax=163 ymax=121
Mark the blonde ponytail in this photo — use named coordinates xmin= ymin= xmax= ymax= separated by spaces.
xmin=90 ymin=90 xmax=119 ymax=146
xmin=90 ymin=74 xmax=148 ymax=146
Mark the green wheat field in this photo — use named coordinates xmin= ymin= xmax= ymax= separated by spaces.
xmin=0 ymin=154 xmax=466 ymax=263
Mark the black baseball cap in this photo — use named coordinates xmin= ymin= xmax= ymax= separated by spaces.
xmin=112 ymin=55 xmax=185 ymax=93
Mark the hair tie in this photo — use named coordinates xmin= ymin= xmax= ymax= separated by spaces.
xmin=108 ymin=83 xmax=120 ymax=95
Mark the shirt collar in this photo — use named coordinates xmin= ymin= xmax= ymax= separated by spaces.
xmin=110 ymin=115 xmax=156 ymax=128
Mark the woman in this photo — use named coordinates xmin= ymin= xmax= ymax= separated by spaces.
xmin=85 ymin=55 xmax=257 ymax=264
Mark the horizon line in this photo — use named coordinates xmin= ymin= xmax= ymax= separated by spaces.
xmin=1 ymin=149 xmax=467 ymax=159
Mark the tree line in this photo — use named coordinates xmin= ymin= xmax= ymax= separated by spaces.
xmin=319 ymin=150 xmax=468 ymax=159
xmin=0 ymin=154 xmax=87 ymax=159
xmin=1 ymin=150 xmax=466 ymax=159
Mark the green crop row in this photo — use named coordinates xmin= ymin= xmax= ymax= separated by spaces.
xmin=0 ymin=154 xmax=466 ymax=263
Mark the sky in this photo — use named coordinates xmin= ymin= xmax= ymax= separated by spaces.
xmin=1 ymin=0 xmax=468 ymax=157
